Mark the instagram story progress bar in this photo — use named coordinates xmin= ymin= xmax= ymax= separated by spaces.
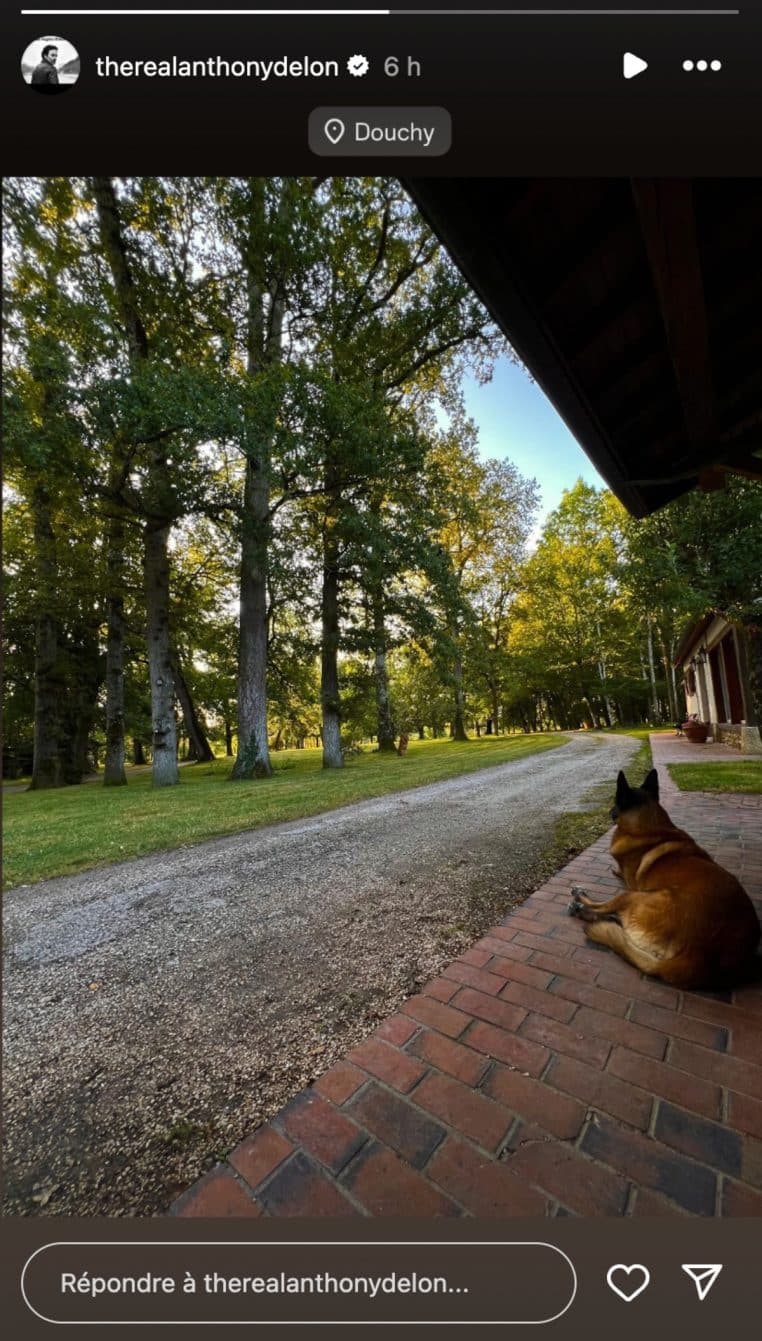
xmin=16 ymin=8 xmax=745 ymax=15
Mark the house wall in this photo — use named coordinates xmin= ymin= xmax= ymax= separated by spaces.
xmin=716 ymin=723 xmax=762 ymax=753
xmin=680 ymin=617 xmax=762 ymax=754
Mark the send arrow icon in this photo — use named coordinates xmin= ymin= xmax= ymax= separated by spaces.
xmin=623 ymin=52 xmax=648 ymax=80
xmin=681 ymin=1264 xmax=723 ymax=1301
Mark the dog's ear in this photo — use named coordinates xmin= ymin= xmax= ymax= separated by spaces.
xmin=642 ymin=768 xmax=659 ymax=801
xmin=615 ymin=771 xmax=631 ymax=804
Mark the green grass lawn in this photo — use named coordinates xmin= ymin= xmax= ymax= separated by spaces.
xmin=3 ymin=733 xmax=567 ymax=889
xmin=549 ymin=732 xmax=654 ymax=864
xmin=667 ymin=761 xmax=762 ymax=794
xmin=593 ymin=726 xmax=674 ymax=740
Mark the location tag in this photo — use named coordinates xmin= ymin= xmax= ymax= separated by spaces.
xmin=324 ymin=118 xmax=346 ymax=145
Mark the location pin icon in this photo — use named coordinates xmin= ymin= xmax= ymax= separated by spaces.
xmin=324 ymin=117 xmax=346 ymax=146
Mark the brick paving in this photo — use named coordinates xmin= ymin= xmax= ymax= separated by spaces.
xmin=654 ymin=730 xmax=762 ymax=766
xmin=170 ymin=735 xmax=762 ymax=1219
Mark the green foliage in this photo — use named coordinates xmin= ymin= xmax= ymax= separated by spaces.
xmin=4 ymin=176 xmax=760 ymax=813
xmin=621 ymin=477 xmax=762 ymax=625
xmin=507 ymin=481 xmax=627 ymax=720
xmin=391 ymin=646 xmax=452 ymax=737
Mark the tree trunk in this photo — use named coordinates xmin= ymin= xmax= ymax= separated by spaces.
xmin=321 ymin=520 xmax=343 ymax=769
xmin=103 ymin=502 xmax=127 ymax=786
xmin=451 ymin=645 xmax=469 ymax=741
xmin=231 ymin=178 xmax=288 ymax=783
xmin=93 ymin=177 xmax=180 ymax=788
xmin=61 ymin=631 xmax=101 ymax=784
xmin=133 ymin=738 xmax=146 ymax=765
xmin=646 ymin=615 xmax=660 ymax=720
xmin=595 ymin=619 xmax=615 ymax=726
xmin=232 ymin=454 xmax=272 ymax=779
xmin=144 ymin=522 xmax=179 ymax=786
xmin=670 ymin=652 xmax=680 ymax=721
xmin=372 ymin=589 xmax=396 ymax=752
xmin=224 ymin=717 xmax=234 ymax=756
xmin=172 ymin=653 xmax=215 ymax=762
xmin=29 ymin=485 xmax=63 ymax=789
xmin=141 ymin=481 xmax=179 ymax=785
xmin=659 ymin=631 xmax=678 ymax=722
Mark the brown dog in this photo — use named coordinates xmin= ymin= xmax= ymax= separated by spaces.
xmin=568 ymin=769 xmax=760 ymax=988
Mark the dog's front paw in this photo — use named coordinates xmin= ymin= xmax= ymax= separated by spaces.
xmin=568 ymin=887 xmax=587 ymax=917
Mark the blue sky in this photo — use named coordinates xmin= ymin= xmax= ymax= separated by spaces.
xmin=463 ymin=354 xmax=606 ymax=527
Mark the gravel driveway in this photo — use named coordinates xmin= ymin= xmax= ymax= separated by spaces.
xmin=3 ymin=731 xmax=640 ymax=1216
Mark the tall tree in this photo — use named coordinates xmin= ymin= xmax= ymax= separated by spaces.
xmin=3 ymin=178 xmax=104 ymax=788
xmin=427 ymin=426 xmax=538 ymax=740
xmin=310 ymin=178 xmax=496 ymax=766
xmin=92 ymin=176 xmax=182 ymax=786
xmin=90 ymin=178 xmax=232 ymax=784
xmin=207 ymin=178 xmax=324 ymax=780
xmin=509 ymin=481 xmax=628 ymax=729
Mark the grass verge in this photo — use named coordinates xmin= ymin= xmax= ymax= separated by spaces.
xmin=592 ymin=726 xmax=674 ymax=740
xmin=543 ymin=732 xmax=654 ymax=871
xmin=3 ymin=733 xmax=566 ymax=889
xmin=667 ymin=761 xmax=762 ymax=794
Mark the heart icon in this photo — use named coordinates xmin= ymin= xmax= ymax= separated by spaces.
xmin=606 ymin=1264 xmax=650 ymax=1302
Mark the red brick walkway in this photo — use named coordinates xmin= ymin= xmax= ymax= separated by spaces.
xmin=171 ymin=736 xmax=762 ymax=1219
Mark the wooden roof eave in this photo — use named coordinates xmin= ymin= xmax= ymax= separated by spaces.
xmin=403 ymin=178 xmax=652 ymax=519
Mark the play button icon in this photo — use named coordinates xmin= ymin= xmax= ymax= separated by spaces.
xmin=623 ymin=52 xmax=648 ymax=79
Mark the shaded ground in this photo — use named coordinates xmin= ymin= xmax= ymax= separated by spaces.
xmin=3 ymin=731 xmax=640 ymax=1216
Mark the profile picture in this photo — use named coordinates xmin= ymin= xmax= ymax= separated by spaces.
xmin=21 ymin=35 xmax=80 ymax=93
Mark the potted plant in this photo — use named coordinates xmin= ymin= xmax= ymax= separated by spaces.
xmin=683 ymin=717 xmax=710 ymax=743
